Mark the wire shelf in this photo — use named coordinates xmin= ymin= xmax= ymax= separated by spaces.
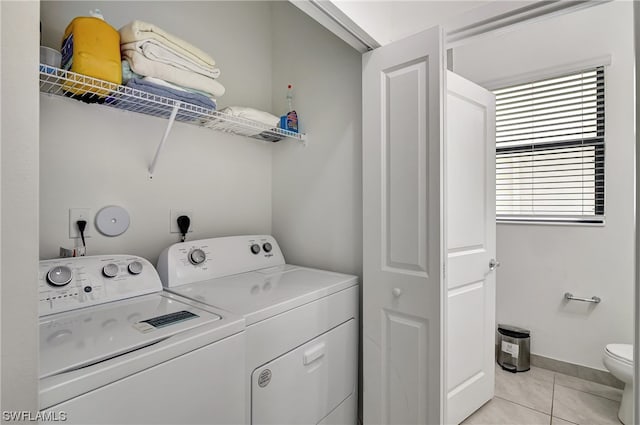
xmin=39 ymin=64 xmax=306 ymax=143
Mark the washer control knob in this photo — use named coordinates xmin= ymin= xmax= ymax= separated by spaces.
xmin=47 ymin=266 xmax=73 ymax=287
xmin=128 ymin=261 xmax=143 ymax=275
xmin=189 ymin=249 xmax=206 ymax=265
xmin=83 ymin=286 xmax=92 ymax=293
xmin=250 ymin=244 xmax=261 ymax=255
xmin=102 ymin=263 xmax=119 ymax=278
xmin=263 ymin=242 xmax=272 ymax=253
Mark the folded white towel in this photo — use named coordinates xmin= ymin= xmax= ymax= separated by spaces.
xmin=119 ymin=20 xmax=216 ymax=68
xmin=122 ymin=40 xmax=221 ymax=80
xmin=211 ymin=107 xmax=280 ymax=138
xmin=123 ymin=51 xmax=225 ymax=97
xmin=143 ymin=76 xmax=216 ymax=102
xmin=218 ymin=106 xmax=279 ymax=127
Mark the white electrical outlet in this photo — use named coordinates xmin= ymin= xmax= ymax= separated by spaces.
xmin=170 ymin=209 xmax=194 ymax=233
xmin=69 ymin=208 xmax=92 ymax=239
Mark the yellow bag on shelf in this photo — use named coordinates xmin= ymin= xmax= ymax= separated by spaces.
xmin=61 ymin=13 xmax=121 ymax=101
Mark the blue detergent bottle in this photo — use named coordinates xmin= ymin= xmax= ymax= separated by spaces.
xmin=280 ymin=84 xmax=299 ymax=133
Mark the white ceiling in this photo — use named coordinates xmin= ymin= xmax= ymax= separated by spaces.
xmin=294 ymin=1 xmax=607 ymax=52
xmin=331 ymin=0 xmax=493 ymax=45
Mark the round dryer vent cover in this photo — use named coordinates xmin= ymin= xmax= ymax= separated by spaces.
xmin=95 ymin=205 xmax=130 ymax=237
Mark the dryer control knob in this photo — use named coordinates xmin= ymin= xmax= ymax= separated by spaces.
xmin=250 ymin=244 xmax=261 ymax=255
xmin=189 ymin=249 xmax=206 ymax=265
xmin=47 ymin=266 xmax=73 ymax=287
xmin=102 ymin=263 xmax=119 ymax=278
xmin=128 ymin=261 xmax=143 ymax=275
xmin=263 ymin=242 xmax=272 ymax=253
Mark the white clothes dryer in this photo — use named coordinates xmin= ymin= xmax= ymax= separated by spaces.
xmin=38 ymin=255 xmax=245 ymax=424
xmin=157 ymin=235 xmax=359 ymax=425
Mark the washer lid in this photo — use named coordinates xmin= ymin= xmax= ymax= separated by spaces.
xmin=39 ymin=293 xmax=221 ymax=379
xmin=167 ymin=265 xmax=358 ymax=325
xmin=605 ymin=344 xmax=633 ymax=365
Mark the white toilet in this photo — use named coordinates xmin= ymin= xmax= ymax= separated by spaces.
xmin=602 ymin=343 xmax=633 ymax=425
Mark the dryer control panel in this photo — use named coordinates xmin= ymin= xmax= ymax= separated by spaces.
xmin=38 ymin=255 xmax=162 ymax=317
xmin=157 ymin=235 xmax=285 ymax=288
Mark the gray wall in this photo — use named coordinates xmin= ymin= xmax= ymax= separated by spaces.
xmin=39 ymin=0 xmax=363 ymax=273
xmin=271 ymin=2 xmax=363 ymax=277
xmin=40 ymin=1 xmax=274 ymax=111
xmin=270 ymin=6 xmax=362 ymax=419
xmin=39 ymin=2 xmax=275 ymax=264
xmin=1 ymin=0 xmax=40 ymax=413
xmin=36 ymin=2 xmax=362 ymax=415
xmin=634 ymin=2 xmax=639 ymax=424
xmin=454 ymin=1 xmax=635 ymax=369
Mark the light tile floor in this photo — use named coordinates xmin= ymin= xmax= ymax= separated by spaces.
xmin=462 ymin=366 xmax=623 ymax=425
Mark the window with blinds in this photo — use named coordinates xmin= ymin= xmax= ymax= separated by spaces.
xmin=494 ymin=67 xmax=605 ymax=223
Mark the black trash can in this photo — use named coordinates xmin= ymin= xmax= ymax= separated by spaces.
xmin=497 ymin=324 xmax=530 ymax=373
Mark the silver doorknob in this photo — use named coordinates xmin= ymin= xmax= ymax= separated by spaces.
xmin=392 ymin=288 xmax=402 ymax=297
xmin=489 ymin=259 xmax=500 ymax=271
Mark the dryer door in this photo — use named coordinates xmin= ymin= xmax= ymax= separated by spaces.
xmin=251 ymin=318 xmax=357 ymax=425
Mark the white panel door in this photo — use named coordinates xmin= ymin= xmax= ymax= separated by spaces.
xmin=444 ymin=71 xmax=496 ymax=424
xmin=362 ymin=26 xmax=444 ymax=425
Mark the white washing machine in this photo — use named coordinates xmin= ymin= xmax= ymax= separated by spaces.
xmin=38 ymin=255 xmax=246 ymax=424
xmin=157 ymin=235 xmax=359 ymax=425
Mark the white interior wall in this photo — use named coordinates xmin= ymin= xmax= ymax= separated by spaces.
xmin=332 ymin=0 xmax=492 ymax=45
xmin=39 ymin=2 xmax=274 ymax=264
xmin=34 ymin=0 xmax=363 ymax=412
xmin=269 ymin=9 xmax=362 ymax=418
xmin=1 ymin=0 xmax=39 ymax=412
xmin=634 ymin=3 xmax=639 ymax=422
xmin=453 ymin=0 xmax=635 ymax=370
xmin=270 ymin=2 xmax=363 ymax=277
xmin=40 ymin=1 xmax=274 ymax=111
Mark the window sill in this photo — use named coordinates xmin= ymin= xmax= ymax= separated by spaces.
xmin=497 ymin=218 xmax=605 ymax=227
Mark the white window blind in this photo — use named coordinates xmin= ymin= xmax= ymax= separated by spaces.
xmin=495 ymin=67 xmax=605 ymax=223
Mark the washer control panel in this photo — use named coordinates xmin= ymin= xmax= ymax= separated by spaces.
xmin=157 ymin=235 xmax=285 ymax=288
xmin=38 ymin=255 xmax=161 ymax=317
